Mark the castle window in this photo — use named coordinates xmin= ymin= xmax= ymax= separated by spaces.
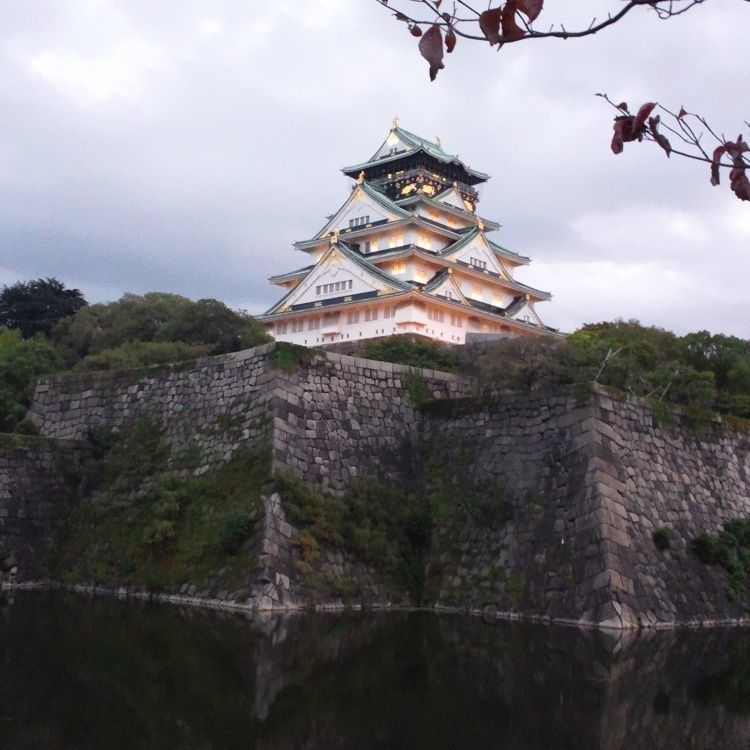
xmin=364 ymin=308 xmax=379 ymax=322
xmin=415 ymin=268 xmax=427 ymax=283
xmin=347 ymin=311 xmax=360 ymax=324
xmin=471 ymin=289 xmax=483 ymax=301
xmin=470 ymin=257 xmax=487 ymax=271
xmin=317 ymin=280 xmax=353 ymax=295
xmin=389 ymin=234 xmax=405 ymax=249
xmin=277 ymin=323 xmax=288 ymax=335
xmin=308 ymin=316 xmax=320 ymax=330
xmin=428 ymin=309 xmax=444 ymax=323
xmin=391 ymin=262 xmax=406 ymax=275
xmin=450 ymin=314 xmax=462 ymax=328
xmin=383 ymin=306 xmax=396 ymax=319
xmin=291 ymin=321 xmax=304 ymax=333
xmin=348 ymin=215 xmax=370 ymax=228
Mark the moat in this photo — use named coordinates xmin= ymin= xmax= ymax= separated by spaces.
xmin=1 ymin=592 xmax=749 ymax=749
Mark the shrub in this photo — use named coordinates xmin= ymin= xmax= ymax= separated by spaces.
xmin=362 ymin=334 xmax=459 ymax=372
xmin=218 ymin=509 xmax=257 ymax=555
xmin=653 ymin=527 xmax=670 ymax=551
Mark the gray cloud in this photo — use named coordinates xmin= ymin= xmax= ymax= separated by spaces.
xmin=0 ymin=0 xmax=747 ymax=336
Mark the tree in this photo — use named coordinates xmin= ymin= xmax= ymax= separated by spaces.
xmin=54 ymin=292 xmax=271 ymax=368
xmin=0 ymin=330 xmax=62 ymax=431
xmin=0 ymin=278 xmax=87 ymax=339
xmin=375 ymin=0 xmax=749 ymax=202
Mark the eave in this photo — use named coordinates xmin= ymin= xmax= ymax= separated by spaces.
xmin=396 ymin=193 xmax=500 ymax=231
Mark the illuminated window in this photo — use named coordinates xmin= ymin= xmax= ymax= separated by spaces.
xmin=389 ymin=234 xmax=405 ymax=248
xmin=415 ymin=268 xmax=427 ymax=282
xmin=471 ymin=289 xmax=483 ymax=301
xmin=391 ymin=262 xmax=406 ymax=274
xmin=492 ymin=295 xmax=503 ymax=307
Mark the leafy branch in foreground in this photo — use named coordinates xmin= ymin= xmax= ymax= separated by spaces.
xmin=599 ymin=96 xmax=750 ymax=202
xmin=376 ymin=0 xmax=709 ymax=80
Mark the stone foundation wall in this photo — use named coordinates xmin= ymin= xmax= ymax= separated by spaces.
xmin=424 ymin=387 xmax=750 ymax=628
xmin=0 ymin=441 xmax=78 ymax=582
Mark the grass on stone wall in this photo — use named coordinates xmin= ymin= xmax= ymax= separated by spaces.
xmin=273 ymin=472 xmax=432 ymax=600
xmin=48 ymin=416 xmax=271 ymax=593
xmin=693 ymin=520 xmax=750 ymax=601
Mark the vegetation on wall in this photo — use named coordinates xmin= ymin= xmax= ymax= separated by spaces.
xmin=49 ymin=416 xmax=272 ymax=593
xmin=362 ymin=334 xmax=460 ymax=372
xmin=461 ymin=321 xmax=750 ymax=422
xmin=0 ymin=278 xmax=270 ymax=432
xmin=692 ymin=520 xmax=750 ymax=601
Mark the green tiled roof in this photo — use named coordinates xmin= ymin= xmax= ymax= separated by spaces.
xmin=442 ymin=227 xmax=529 ymax=264
xmin=342 ymin=126 xmax=490 ymax=182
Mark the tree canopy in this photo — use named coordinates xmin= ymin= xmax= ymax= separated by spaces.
xmin=0 ymin=278 xmax=87 ymax=339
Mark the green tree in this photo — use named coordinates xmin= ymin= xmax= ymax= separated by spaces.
xmin=0 ymin=331 xmax=61 ymax=431
xmin=0 ymin=278 xmax=87 ymax=339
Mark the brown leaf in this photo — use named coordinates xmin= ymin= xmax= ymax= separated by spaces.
xmin=419 ymin=24 xmax=445 ymax=81
xmin=611 ymin=116 xmax=632 ymax=155
xmin=517 ymin=0 xmax=543 ymax=22
xmin=479 ymin=7 xmax=503 ymax=45
xmin=648 ymin=116 xmax=671 ymax=157
xmin=724 ymin=135 xmax=750 ymax=161
xmin=435 ymin=0 xmax=442 ymax=6
xmin=502 ymin=0 xmax=526 ymax=41
xmin=617 ymin=102 xmax=628 ymax=112
xmin=711 ymin=145 xmax=726 ymax=186
xmin=678 ymin=107 xmax=687 ymax=119
xmin=730 ymin=164 xmax=750 ymax=201
xmin=445 ymin=28 xmax=456 ymax=53
xmin=395 ymin=12 xmax=408 ymax=21
xmin=410 ymin=24 xmax=423 ymax=37
xmin=632 ymin=102 xmax=656 ymax=133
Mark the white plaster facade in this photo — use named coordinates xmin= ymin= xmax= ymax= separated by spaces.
xmin=260 ymin=125 xmax=558 ymax=346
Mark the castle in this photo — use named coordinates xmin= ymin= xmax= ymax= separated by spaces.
xmin=260 ymin=120 xmax=558 ymax=346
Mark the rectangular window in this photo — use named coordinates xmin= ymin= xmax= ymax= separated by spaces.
xmin=383 ymin=306 xmax=396 ymax=319
xmin=470 ymin=257 xmax=488 ymax=270
xmin=317 ymin=280 xmax=353 ymax=295
xmin=428 ymin=309 xmax=444 ymax=323
xmin=391 ymin=262 xmax=406 ymax=275
xmin=348 ymin=215 xmax=370 ymax=228
xmin=364 ymin=308 xmax=379 ymax=322
xmin=364 ymin=241 xmax=370 ymax=253
xmin=471 ymin=289 xmax=483 ymax=301
xmin=291 ymin=321 xmax=304 ymax=333
xmin=347 ymin=311 xmax=360 ymax=324
xmin=277 ymin=323 xmax=288 ymax=335
xmin=415 ymin=268 xmax=427 ymax=283
xmin=308 ymin=317 xmax=320 ymax=330
xmin=450 ymin=314 xmax=463 ymax=328
xmin=389 ymin=234 xmax=405 ymax=248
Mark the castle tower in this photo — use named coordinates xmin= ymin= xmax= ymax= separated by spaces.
xmin=260 ymin=121 xmax=558 ymax=346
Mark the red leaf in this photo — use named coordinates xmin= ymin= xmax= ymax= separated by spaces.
xmin=678 ymin=107 xmax=687 ymax=119
xmin=711 ymin=145 xmax=727 ymax=186
xmin=410 ymin=24 xmax=423 ymax=37
xmin=445 ymin=28 xmax=456 ymax=53
xmin=633 ymin=102 xmax=656 ymax=132
xmin=724 ymin=135 xmax=750 ymax=160
xmin=648 ymin=116 xmax=671 ymax=157
xmin=730 ymin=164 xmax=750 ymax=201
xmin=435 ymin=0 xmax=442 ymax=6
xmin=517 ymin=0 xmax=543 ymax=22
xmin=611 ymin=116 xmax=632 ymax=155
xmin=419 ymin=24 xmax=445 ymax=81
xmin=502 ymin=0 xmax=526 ymax=41
xmin=479 ymin=7 xmax=502 ymax=45
xmin=617 ymin=102 xmax=628 ymax=112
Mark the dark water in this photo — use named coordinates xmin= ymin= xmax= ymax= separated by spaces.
xmin=1 ymin=592 xmax=749 ymax=749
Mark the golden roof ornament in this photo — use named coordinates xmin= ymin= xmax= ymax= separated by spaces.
xmin=435 ymin=135 xmax=441 ymax=148
xmin=357 ymin=170 xmax=365 ymax=185
xmin=391 ymin=114 xmax=399 ymax=129
xmin=453 ymin=180 xmax=458 ymax=188
xmin=477 ymin=217 xmax=484 ymax=232
xmin=330 ymin=229 xmax=340 ymax=245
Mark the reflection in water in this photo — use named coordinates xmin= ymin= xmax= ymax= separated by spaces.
xmin=1 ymin=591 xmax=749 ymax=749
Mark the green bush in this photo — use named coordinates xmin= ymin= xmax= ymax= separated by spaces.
xmin=693 ymin=519 xmax=750 ymax=600
xmin=652 ymin=527 xmax=670 ymax=551
xmin=363 ymin=335 xmax=459 ymax=372
xmin=218 ymin=510 xmax=257 ymax=555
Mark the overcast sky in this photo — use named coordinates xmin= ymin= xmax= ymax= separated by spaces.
xmin=1 ymin=0 xmax=748 ymax=336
